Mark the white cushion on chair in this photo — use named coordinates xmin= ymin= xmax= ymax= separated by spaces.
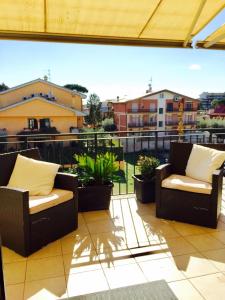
xmin=7 ymin=154 xmax=60 ymax=196
xmin=29 ymin=188 xmax=74 ymax=214
xmin=162 ymin=174 xmax=212 ymax=195
xmin=185 ymin=144 xmax=225 ymax=183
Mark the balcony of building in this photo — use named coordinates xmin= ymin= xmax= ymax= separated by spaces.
xmin=127 ymin=109 xmax=157 ymax=114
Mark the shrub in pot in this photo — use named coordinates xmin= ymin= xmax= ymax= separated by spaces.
xmin=132 ymin=155 xmax=160 ymax=203
xmin=72 ymin=152 xmax=118 ymax=211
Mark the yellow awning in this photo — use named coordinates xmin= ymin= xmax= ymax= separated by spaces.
xmin=197 ymin=23 xmax=225 ymax=50
xmin=0 ymin=0 xmax=224 ymax=47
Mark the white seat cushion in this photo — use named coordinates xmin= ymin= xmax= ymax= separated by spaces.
xmin=29 ymin=188 xmax=74 ymax=214
xmin=162 ymin=174 xmax=212 ymax=195
xmin=8 ymin=154 xmax=60 ymax=196
xmin=185 ymin=144 xmax=225 ymax=183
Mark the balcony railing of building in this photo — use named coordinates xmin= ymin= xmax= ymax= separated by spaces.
xmin=0 ymin=128 xmax=224 ymax=196
xmin=165 ymin=121 xmax=178 ymax=126
xmin=127 ymin=108 xmax=157 ymax=113
xmin=128 ymin=122 xmax=157 ymax=128
xmin=166 ymin=108 xmax=179 ymax=112
xmin=184 ymin=107 xmax=194 ymax=111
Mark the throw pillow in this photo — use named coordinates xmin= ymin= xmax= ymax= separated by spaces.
xmin=7 ymin=154 xmax=60 ymax=195
xmin=185 ymin=144 xmax=225 ymax=183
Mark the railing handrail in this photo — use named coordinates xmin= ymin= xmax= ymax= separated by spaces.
xmin=1 ymin=127 xmax=225 ymax=140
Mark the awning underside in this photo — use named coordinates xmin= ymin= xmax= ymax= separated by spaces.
xmin=0 ymin=0 xmax=225 ymax=48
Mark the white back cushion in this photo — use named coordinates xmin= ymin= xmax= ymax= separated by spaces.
xmin=185 ymin=144 xmax=225 ymax=183
xmin=8 ymin=154 xmax=60 ymax=195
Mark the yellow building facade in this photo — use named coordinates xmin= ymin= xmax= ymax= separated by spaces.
xmin=0 ymin=79 xmax=86 ymax=135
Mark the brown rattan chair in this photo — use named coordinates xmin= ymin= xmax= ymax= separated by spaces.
xmin=155 ymin=142 xmax=225 ymax=228
xmin=0 ymin=148 xmax=78 ymax=257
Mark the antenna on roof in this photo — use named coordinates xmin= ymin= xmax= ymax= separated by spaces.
xmin=146 ymin=77 xmax=152 ymax=93
xmin=43 ymin=69 xmax=51 ymax=81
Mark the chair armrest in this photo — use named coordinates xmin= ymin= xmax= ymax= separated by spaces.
xmin=0 ymin=187 xmax=29 ymax=220
xmin=54 ymin=172 xmax=78 ymax=193
xmin=212 ymin=168 xmax=223 ymax=191
xmin=155 ymin=163 xmax=172 ymax=182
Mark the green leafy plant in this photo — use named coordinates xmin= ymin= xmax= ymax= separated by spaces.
xmin=74 ymin=152 xmax=119 ymax=186
xmin=137 ymin=155 xmax=160 ymax=180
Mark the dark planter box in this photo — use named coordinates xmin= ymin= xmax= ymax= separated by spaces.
xmin=78 ymin=183 xmax=113 ymax=212
xmin=132 ymin=174 xmax=155 ymax=203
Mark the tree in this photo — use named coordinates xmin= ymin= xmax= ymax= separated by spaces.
xmin=64 ymin=84 xmax=88 ymax=93
xmin=0 ymin=83 xmax=9 ymax=92
xmin=85 ymin=93 xmax=102 ymax=129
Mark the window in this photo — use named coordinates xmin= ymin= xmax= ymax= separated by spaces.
xmin=185 ymin=102 xmax=193 ymax=111
xmin=28 ymin=118 xmax=38 ymax=130
xmin=159 ymin=93 xmax=164 ymax=98
xmin=166 ymin=103 xmax=173 ymax=112
xmin=150 ymin=103 xmax=156 ymax=112
xmin=131 ymin=103 xmax=138 ymax=112
xmin=39 ymin=118 xmax=51 ymax=129
xmin=158 ymin=121 xmax=163 ymax=127
xmin=159 ymin=108 xmax=163 ymax=114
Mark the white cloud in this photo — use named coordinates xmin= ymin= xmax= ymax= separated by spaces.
xmin=188 ymin=64 xmax=202 ymax=70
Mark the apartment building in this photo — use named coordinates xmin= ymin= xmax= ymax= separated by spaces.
xmin=112 ymin=89 xmax=199 ymax=132
xmin=0 ymin=79 xmax=86 ymax=135
xmin=199 ymin=92 xmax=225 ymax=110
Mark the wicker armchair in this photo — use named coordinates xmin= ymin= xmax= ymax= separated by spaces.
xmin=156 ymin=142 xmax=225 ymax=228
xmin=0 ymin=148 xmax=78 ymax=256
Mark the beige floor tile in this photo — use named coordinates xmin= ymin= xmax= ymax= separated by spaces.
xmin=185 ymin=234 xmax=225 ymax=251
xmin=27 ymin=241 xmax=62 ymax=260
xmin=146 ymin=222 xmax=181 ymax=240
xmin=91 ymin=231 xmax=127 ymax=252
xmin=210 ymin=231 xmax=225 ymax=244
xmin=133 ymin=202 xmax=156 ymax=216
xmin=138 ymin=257 xmax=185 ymax=282
xmin=78 ymin=213 xmax=85 ymax=225
xmin=61 ymin=225 xmax=89 ymax=240
xmin=103 ymin=263 xmax=147 ymax=289
xmin=172 ymin=253 xmax=219 ymax=278
xmin=190 ymin=273 xmax=225 ymax=300
xmin=202 ymin=248 xmax=225 ymax=271
xmin=3 ymin=261 xmax=26 ymax=285
xmin=87 ymin=220 xmax=116 ymax=234
xmin=66 ymin=269 xmax=109 ymax=297
xmin=24 ymin=276 xmax=67 ymax=300
xmin=5 ymin=283 xmax=24 ymax=300
xmin=63 ymin=250 xmax=101 ymax=275
xmin=26 ymin=256 xmax=64 ymax=282
xmin=203 ymin=221 xmax=225 ymax=233
xmin=130 ymin=245 xmax=168 ymax=262
xmin=168 ymin=280 xmax=204 ymax=300
xmin=2 ymin=247 xmax=27 ymax=264
xmin=170 ymin=221 xmax=207 ymax=236
xmin=83 ymin=211 xmax=110 ymax=223
xmin=98 ymin=249 xmax=136 ymax=268
xmin=61 ymin=234 xmax=94 ymax=255
xmin=161 ymin=237 xmax=197 ymax=257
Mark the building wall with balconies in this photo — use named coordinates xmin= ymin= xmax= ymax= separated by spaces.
xmin=112 ymin=89 xmax=199 ymax=132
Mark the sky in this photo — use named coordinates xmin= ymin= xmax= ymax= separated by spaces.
xmin=0 ymin=9 xmax=225 ymax=101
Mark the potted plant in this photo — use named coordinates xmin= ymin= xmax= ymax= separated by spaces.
xmin=132 ymin=155 xmax=160 ymax=203
xmin=72 ymin=152 xmax=118 ymax=211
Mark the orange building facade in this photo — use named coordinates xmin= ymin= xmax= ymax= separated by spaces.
xmin=112 ymin=90 xmax=199 ymax=132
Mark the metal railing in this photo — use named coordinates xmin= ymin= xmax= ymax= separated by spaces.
xmin=1 ymin=128 xmax=225 ymax=195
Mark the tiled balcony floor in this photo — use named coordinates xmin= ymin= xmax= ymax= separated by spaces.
xmin=2 ymin=194 xmax=225 ymax=300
